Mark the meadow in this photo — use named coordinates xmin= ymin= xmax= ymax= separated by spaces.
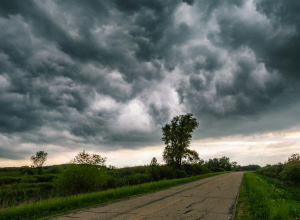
xmin=0 ymin=163 xmax=212 ymax=209
xmin=0 ymin=169 xmax=230 ymax=220
xmin=235 ymin=172 xmax=300 ymax=220
xmin=235 ymin=154 xmax=300 ymax=220
xmin=0 ymin=153 xmax=261 ymax=219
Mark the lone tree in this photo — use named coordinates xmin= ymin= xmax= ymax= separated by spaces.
xmin=150 ymin=157 xmax=159 ymax=167
xmin=162 ymin=113 xmax=199 ymax=169
xmin=69 ymin=150 xmax=107 ymax=166
xmin=30 ymin=151 xmax=48 ymax=168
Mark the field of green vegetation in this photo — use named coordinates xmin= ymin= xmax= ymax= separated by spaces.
xmin=235 ymin=154 xmax=300 ymax=220
xmin=1 ymin=149 xmax=246 ymax=209
xmin=0 ymin=114 xmax=263 ymax=219
xmin=0 ymin=150 xmax=261 ymax=220
xmin=0 ymin=162 xmax=212 ymax=209
xmin=0 ymin=152 xmax=252 ymax=219
xmin=235 ymin=172 xmax=300 ymax=220
xmin=0 ymin=171 xmax=231 ymax=220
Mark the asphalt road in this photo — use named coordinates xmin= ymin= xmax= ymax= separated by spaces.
xmin=49 ymin=172 xmax=244 ymax=220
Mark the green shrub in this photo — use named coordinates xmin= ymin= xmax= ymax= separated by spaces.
xmin=217 ymin=168 xmax=226 ymax=172
xmin=18 ymin=182 xmax=54 ymax=189
xmin=21 ymin=167 xmax=35 ymax=175
xmin=174 ymin=170 xmax=187 ymax=178
xmin=275 ymin=163 xmax=284 ymax=175
xmin=34 ymin=174 xmax=57 ymax=182
xmin=264 ymin=171 xmax=277 ymax=178
xmin=159 ymin=165 xmax=175 ymax=179
xmin=20 ymin=173 xmax=30 ymax=183
xmin=0 ymin=176 xmax=21 ymax=184
xmin=53 ymin=164 xmax=107 ymax=196
xmin=279 ymin=161 xmax=300 ymax=184
xmin=106 ymin=176 xmax=126 ymax=189
xmin=183 ymin=164 xmax=210 ymax=176
xmin=147 ymin=166 xmax=160 ymax=181
xmin=48 ymin=166 xmax=63 ymax=174
xmin=123 ymin=173 xmax=151 ymax=185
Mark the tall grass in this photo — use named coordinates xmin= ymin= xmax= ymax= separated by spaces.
xmin=234 ymin=172 xmax=252 ymax=220
xmin=241 ymin=172 xmax=300 ymax=220
xmin=0 ymin=172 xmax=230 ymax=220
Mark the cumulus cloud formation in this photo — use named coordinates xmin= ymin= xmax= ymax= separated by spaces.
xmin=0 ymin=0 xmax=300 ymax=161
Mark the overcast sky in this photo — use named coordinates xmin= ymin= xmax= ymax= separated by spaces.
xmin=1 ymin=0 xmax=300 ymax=168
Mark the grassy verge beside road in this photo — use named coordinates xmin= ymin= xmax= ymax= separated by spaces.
xmin=235 ymin=172 xmax=300 ymax=220
xmin=0 ymin=171 xmax=230 ymax=220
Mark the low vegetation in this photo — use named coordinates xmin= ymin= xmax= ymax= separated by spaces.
xmin=0 ymin=114 xmax=262 ymax=219
xmin=234 ymin=173 xmax=252 ymax=220
xmin=0 ymin=153 xmax=256 ymax=214
xmin=0 ymin=172 xmax=230 ymax=220
xmin=235 ymin=172 xmax=300 ymax=220
xmin=257 ymin=153 xmax=300 ymax=184
xmin=0 ymin=160 xmax=212 ymax=209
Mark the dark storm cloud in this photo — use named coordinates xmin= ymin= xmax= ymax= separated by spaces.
xmin=0 ymin=0 xmax=184 ymax=150
xmin=0 ymin=0 xmax=300 ymax=157
xmin=176 ymin=0 xmax=300 ymax=120
xmin=0 ymin=148 xmax=24 ymax=160
xmin=256 ymin=0 xmax=300 ymax=78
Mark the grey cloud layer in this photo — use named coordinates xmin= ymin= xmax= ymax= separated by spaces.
xmin=0 ymin=0 xmax=300 ymax=159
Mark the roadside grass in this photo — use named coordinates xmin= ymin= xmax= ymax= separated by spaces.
xmin=236 ymin=172 xmax=300 ymax=220
xmin=234 ymin=173 xmax=252 ymax=220
xmin=0 ymin=171 xmax=230 ymax=220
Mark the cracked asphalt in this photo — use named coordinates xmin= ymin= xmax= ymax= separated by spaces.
xmin=48 ymin=172 xmax=244 ymax=220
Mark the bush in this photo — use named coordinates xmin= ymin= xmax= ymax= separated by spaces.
xmin=19 ymin=182 xmax=54 ymax=190
xmin=275 ymin=163 xmax=284 ymax=175
xmin=183 ymin=164 xmax=210 ymax=176
xmin=21 ymin=167 xmax=36 ymax=175
xmin=123 ymin=173 xmax=151 ymax=185
xmin=20 ymin=173 xmax=30 ymax=183
xmin=148 ymin=166 xmax=160 ymax=181
xmin=264 ymin=171 xmax=277 ymax=178
xmin=0 ymin=176 xmax=21 ymax=184
xmin=48 ymin=166 xmax=63 ymax=174
xmin=174 ymin=170 xmax=187 ymax=178
xmin=279 ymin=161 xmax=300 ymax=184
xmin=217 ymin=168 xmax=226 ymax=172
xmin=34 ymin=174 xmax=57 ymax=182
xmin=54 ymin=164 xmax=107 ymax=196
xmin=106 ymin=176 xmax=126 ymax=189
xmin=158 ymin=165 xmax=175 ymax=179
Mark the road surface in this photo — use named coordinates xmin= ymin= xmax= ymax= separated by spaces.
xmin=49 ymin=172 xmax=244 ymax=220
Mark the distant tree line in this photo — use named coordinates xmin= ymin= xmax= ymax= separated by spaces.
xmin=0 ymin=113 xmax=264 ymax=199
xmin=239 ymin=164 xmax=261 ymax=171
xmin=256 ymin=153 xmax=300 ymax=184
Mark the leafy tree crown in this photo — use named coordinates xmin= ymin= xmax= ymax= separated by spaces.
xmin=161 ymin=113 xmax=199 ymax=168
xmin=30 ymin=151 xmax=48 ymax=168
xmin=69 ymin=150 xmax=107 ymax=166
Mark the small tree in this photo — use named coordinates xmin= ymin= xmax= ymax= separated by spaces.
xmin=288 ymin=153 xmax=300 ymax=162
xmin=55 ymin=150 xmax=108 ymax=196
xmin=149 ymin=157 xmax=160 ymax=181
xmin=69 ymin=150 xmax=107 ymax=166
xmin=54 ymin=164 xmax=107 ymax=196
xmin=162 ymin=113 xmax=199 ymax=169
xmin=150 ymin=157 xmax=159 ymax=167
xmin=231 ymin=161 xmax=238 ymax=169
xmin=198 ymin=158 xmax=204 ymax=165
xmin=30 ymin=151 xmax=48 ymax=168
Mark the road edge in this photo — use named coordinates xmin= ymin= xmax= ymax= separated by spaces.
xmin=229 ymin=172 xmax=244 ymax=220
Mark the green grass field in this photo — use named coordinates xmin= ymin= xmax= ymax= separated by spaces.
xmin=0 ymin=171 xmax=230 ymax=220
xmin=235 ymin=172 xmax=300 ymax=220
